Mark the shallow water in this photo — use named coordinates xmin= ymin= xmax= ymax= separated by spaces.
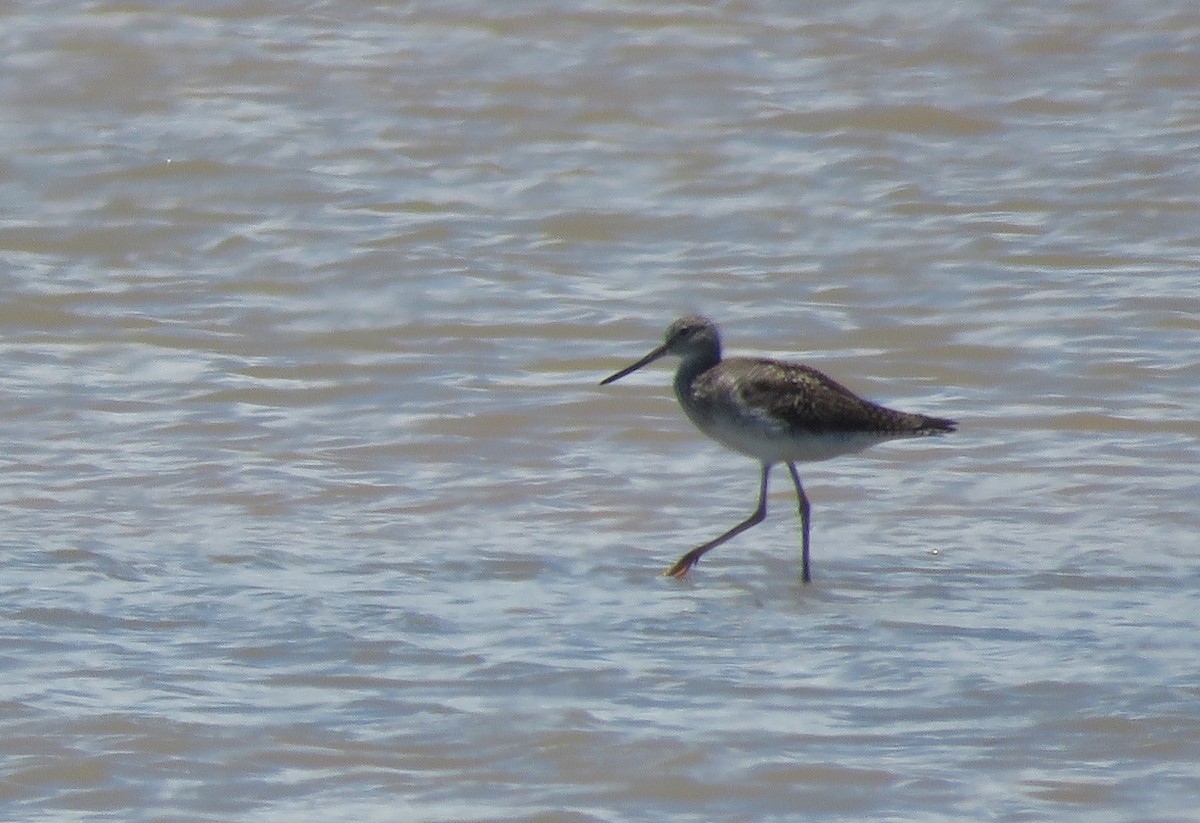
xmin=3 ymin=1 xmax=1199 ymax=820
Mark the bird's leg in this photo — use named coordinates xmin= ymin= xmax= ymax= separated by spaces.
xmin=785 ymin=463 xmax=812 ymax=583
xmin=665 ymin=463 xmax=771 ymax=578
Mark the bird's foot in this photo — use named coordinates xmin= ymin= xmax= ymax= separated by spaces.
xmin=663 ymin=549 xmax=703 ymax=579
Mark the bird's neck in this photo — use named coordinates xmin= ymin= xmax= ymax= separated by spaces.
xmin=673 ymin=345 xmax=721 ymax=402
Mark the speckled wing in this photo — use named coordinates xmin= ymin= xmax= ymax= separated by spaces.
xmin=701 ymin=357 xmax=952 ymax=436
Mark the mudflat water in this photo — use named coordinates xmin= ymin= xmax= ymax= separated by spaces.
xmin=3 ymin=2 xmax=1199 ymax=821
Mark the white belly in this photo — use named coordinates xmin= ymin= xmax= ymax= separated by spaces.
xmin=693 ymin=412 xmax=894 ymax=464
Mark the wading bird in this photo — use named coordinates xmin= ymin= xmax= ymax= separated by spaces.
xmin=600 ymin=316 xmax=956 ymax=581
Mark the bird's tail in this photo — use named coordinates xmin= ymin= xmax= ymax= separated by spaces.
xmin=916 ymin=415 xmax=957 ymax=434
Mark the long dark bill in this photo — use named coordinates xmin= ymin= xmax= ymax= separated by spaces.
xmin=599 ymin=343 xmax=670 ymax=385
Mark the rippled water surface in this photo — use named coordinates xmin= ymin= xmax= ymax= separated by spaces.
xmin=3 ymin=1 xmax=1199 ymax=820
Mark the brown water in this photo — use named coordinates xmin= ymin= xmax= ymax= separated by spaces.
xmin=3 ymin=2 xmax=1199 ymax=820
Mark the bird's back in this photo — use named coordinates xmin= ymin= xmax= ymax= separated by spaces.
xmin=679 ymin=356 xmax=955 ymax=462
